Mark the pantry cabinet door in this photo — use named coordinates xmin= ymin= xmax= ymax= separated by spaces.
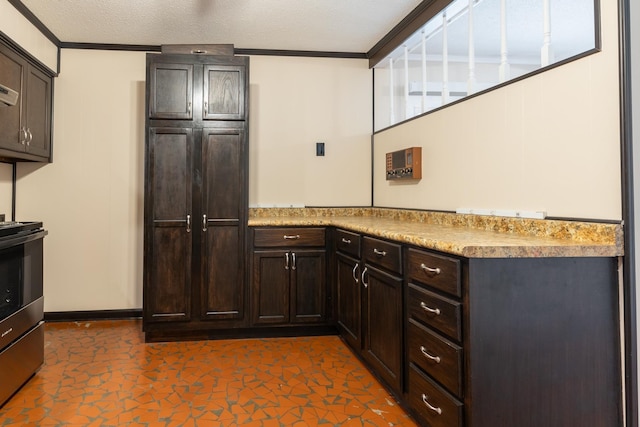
xmin=144 ymin=127 xmax=193 ymax=322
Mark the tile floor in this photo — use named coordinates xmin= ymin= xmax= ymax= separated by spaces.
xmin=0 ymin=320 xmax=418 ymax=426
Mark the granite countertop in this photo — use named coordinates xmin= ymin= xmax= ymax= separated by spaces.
xmin=248 ymin=208 xmax=623 ymax=259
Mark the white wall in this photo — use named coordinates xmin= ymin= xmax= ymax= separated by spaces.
xmin=373 ymin=0 xmax=621 ymax=221
xmin=14 ymin=50 xmax=372 ymax=312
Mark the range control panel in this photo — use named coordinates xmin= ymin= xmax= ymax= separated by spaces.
xmin=386 ymin=147 xmax=422 ymax=180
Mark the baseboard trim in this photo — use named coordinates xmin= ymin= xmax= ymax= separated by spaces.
xmin=144 ymin=325 xmax=339 ymax=343
xmin=44 ymin=309 xmax=142 ymax=322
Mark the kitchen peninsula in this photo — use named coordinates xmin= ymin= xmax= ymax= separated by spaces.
xmin=250 ymin=207 xmax=623 ymax=427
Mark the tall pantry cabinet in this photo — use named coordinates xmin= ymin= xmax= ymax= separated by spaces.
xmin=143 ymin=50 xmax=249 ymax=342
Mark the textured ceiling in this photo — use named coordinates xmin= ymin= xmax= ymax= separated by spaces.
xmin=19 ymin=0 xmax=424 ymax=52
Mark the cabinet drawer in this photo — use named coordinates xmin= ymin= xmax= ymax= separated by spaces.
xmin=408 ymin=363 xmax=463 ymax=427
xmin=335 ymin=229 xmax=361 ymax=258
xmin=254 ymin=228 xmax=325 ymax=247
xmin=362 ymin=236 xmax=402 ymax=274
xmin=407 ymin=248 xmax=461 ymax=297
xmin=408 ymin=283 xmax=462 ymax=342
xmin=408 ymin=319 xmax=463 ymax=397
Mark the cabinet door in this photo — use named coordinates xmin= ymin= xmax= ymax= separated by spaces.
xmin=144 ymin=128 xmax=193 ymax=323
xmin=203 ymin=64 xmax=245 ymax=120
xmin=0 ymin=44 xmax=25 ymax=153
xmin=363 ymin=264 xmax=403 ymax=393
xmin=199 ymin=129 xmax=245 ymax=321
xmin=290 ymin=249 xmax=326 ymax=323
xmin=252 ymin=250 xmax=290 ymax=325
xmin=148 ymin=62 xmax=193 ymax=120
xmin=336 ymin=252 xmax=361 ymax=349
xmin=23 ymin=65 xmax=51 ymax=159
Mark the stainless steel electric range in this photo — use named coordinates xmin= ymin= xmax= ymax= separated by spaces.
xmin=0 ymin=220 xmax=47 ymax=406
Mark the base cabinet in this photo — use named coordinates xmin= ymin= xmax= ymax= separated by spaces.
xmin=251 ymin=228 xmax=327 ymax=326
xmin=336 ymin=251 xmax=361 ymax=349
xmin=404 ymin=248 xmax=622 ymax=427
xmin=334 ymin=229 xmax=403 ymax=395
xmin=332 ymin=229 xmax=622 ymax=427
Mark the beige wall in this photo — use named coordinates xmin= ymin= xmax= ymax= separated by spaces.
xmin=374 ymin=1 xmax=621 ymax=221
xmin=0 ymin=0 xmax=58 ymax=72
xmin=249 ymin=55 xmax=372 ymax=207
xmin=16 ymin=49 xmax=146 ymax=312
xmin=14 ymin=50 xmax=372 ymax=311
xmin=0 ymin=163 xmax=11 ymax=217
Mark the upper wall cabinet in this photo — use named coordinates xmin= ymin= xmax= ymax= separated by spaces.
xmin=0 ymin=40 xmax=53 ymax=162
xmin=203 ymin=65 xmax=245 ymax=120
xmin=148 ymin=63 xmax=194 ymax=120
xmin=148 ymin=56 xmax=247 ymax=122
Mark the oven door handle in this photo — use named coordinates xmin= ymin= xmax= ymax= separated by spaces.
xmin=0 ymin=230 xmax=48 ymax=251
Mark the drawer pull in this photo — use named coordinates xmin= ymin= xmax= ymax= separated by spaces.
xmin=421 ymin=394 xmax=443 ymax=415
xmin=420 ymin=302 xmax=441 ymax=315
xmin=341 ymin=237 xmax=352 ymax=244
xmin=420 ymin=263 xmax=441 ymax=275
xmin=352 ymin=263 xmax=359 ymax=284
xmin=420 ymin=346 xmax=441 ymax=363
xmin=283 ymin=234 xmax=300 ymax=240
xmin=186 ymin=215 xmax=191 ymax=233
xmin=373 ymin=248 xmax=387 ymax=257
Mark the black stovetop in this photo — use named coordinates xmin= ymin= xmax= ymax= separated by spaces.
xmin=0 ymin=221 xmax=44 ymax=240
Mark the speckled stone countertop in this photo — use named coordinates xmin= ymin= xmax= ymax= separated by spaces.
xmin=248 ymin=208 xmax=623 ymax=258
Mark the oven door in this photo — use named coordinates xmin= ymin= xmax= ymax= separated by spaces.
xmin=0 ymin=235 xmax=43 ymax=321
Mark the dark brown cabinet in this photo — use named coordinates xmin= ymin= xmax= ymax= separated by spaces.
xmin=144 ymin=127 xmax=194 ymax=323
xmin=404 ymin=247 xmax=622 ymax=427
xmin=0 ymin=40 xmax=52 ymax=162
xmin=143 ymin=51 xmax=249 ymax=341
xmin=335 ymin=229 xmax=362 ymax=349
xmin=334 ymin=230 xmax=403 ymax=395
xmin=361 ymin=236 xmax=403 ymax=394
xmin=336 ymin=251 xmax=361 ymax=349
xmin=251 ymin=228 xmax=327 ymax=326
xmin=148 ymin=61 xmax=246 ymax=122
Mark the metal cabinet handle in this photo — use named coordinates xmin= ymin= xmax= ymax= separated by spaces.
xmin=26 ymin=128 xmax=32 ymax=145
xmin=283 ymin=234 xmax=300 ymax=240
xmin=202 ymin=214 xmax=207 ymax=231
xmin=188 ymin=102 xmax=192 ymax=114
xmin=373 ymin=248 xmax=387 ymax=257
xmin=291 ymin=252 xmax=296 ymax=270
xmin=421 ymin=394 xmax=442 ymax=415
xmin=186 ymin=215 xmax=191 ymax=233
xmin=420 ymin=302 xmax=441 ymax=315
xmin=285 ymin=252 xmax=290 ymax=270
xmin=420 ymin=346 xmax=441 ymax=363
xmin=352 ymin=263 xmax=359 ymax=284
xmin=420 ymin=263 xmax=441 ymax=275
xmin=341 ymin=238 xmax=351 ymax=244
xmin=204 ymin=101 xmax=208 ymax=115
xmin=361 ymin=267 xmax=368 ymax=288
xmin=20 ymin=128 xmax=27 ymax=145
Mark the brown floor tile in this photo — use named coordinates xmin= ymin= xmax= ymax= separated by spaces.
xmin=0 ymin=320 xmax=417 ymax=426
